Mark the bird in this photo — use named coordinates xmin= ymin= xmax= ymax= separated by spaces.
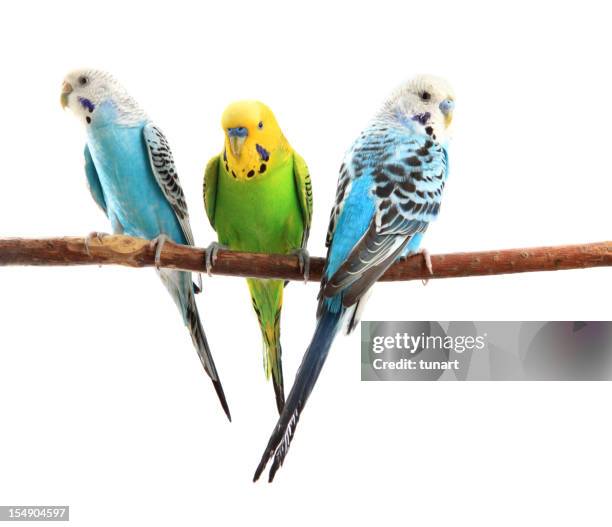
xmin=61 ymin=69 xmax=231 ymax=421
xmin=203 ymin=100 xmax=312 ymax=413
xmin=253 ymin=75 xmax=455 ymax=481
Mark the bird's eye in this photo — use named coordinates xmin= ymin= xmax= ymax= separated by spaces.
xmin=420 ymin=91 xmax=431 ymax=101
xmin=258 ymin=121 xmax=264 ymax=129
xmin=78 ymin=76 xmax=89 ymax=86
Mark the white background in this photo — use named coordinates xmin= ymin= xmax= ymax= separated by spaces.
xmin=0 ymin=1 xmax=610 ymax=525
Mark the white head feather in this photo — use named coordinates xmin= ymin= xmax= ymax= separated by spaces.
xmin=379 ymin=74 xmax=455 ymax=143
xmin=61 ymin=69 xmax=147 ymax=126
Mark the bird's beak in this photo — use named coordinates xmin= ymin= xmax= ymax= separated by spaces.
xmin=60 ymin=81 xmax=73 ymax=109
xmin=227 ymin=127 xmax=248 ymax=158
xmin=439 ymin=98 xmax=455 ymax=128
xmin=229 ymin=135 xmax=246 ymax=158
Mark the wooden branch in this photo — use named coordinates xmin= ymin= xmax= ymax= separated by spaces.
xmin=0 ymin=236 xmax=610 ymax=282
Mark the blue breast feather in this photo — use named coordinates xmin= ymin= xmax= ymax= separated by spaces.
xmin=85 ymin=109 xmax=186 ymax=244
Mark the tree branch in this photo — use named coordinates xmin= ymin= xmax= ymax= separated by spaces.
xmin=0 ymin=236 xmax=609 ymax=282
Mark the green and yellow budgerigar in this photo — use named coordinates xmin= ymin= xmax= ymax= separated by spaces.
xmin=203 ymin=101 xmax=312 ymax=413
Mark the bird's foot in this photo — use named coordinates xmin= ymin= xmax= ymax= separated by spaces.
xmin=149 ymin=234 xmax=170 ymax=270
xmin=84 ymin=231 xmax=109 ymax=257
xmin=417 ymin=247 xmax=433 ymax=285
xmin=205 ymin=242 xmax=228 ymax=276
xmin=291 ymin=248 xmax=310 ymax=284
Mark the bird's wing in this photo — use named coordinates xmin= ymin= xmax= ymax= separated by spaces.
xmin=322 ymin=129 xmax=447 ymax=307
xmin=203 ymin=155 xmax=220 ymax=230
xmin=143 ymin=123 xmax=201 ymax=292
xmin=83 ymin=145 xmax=107 ymax=215
xmin=324 ymin=161 xmax=351 ymax=249
xmin=292 ymin=151 xmax=313 ymax=249
xmin=143 ymin=123 xmax=196 ymax=247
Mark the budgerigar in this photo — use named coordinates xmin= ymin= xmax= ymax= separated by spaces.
xmin=203 ymin=101 xmax=312 ymax=413
xmin=61 ymin=69 xmax=231 ymax=420
xmin=254 ymin=75 xmax=455 ymax=481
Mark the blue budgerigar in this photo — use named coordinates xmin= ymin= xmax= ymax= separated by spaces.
xmin=254 ymin=75 xmax=455 ymax=481
xmin=61 ymin=69 xmax=230 ymax=420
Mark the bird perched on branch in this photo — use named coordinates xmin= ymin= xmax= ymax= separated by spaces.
xmin=203 ymin=101 xmax=312 ymax=413
xmin=61 ymin=69 xmax=231 ymax=421
xmin=254 ymin=75 xmax=455 ymax=481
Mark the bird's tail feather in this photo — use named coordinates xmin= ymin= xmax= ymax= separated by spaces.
xmin=186 ymin=293 xmax=231 ymax=422
xmin=253 ymin=305 xmax=342 ymax=482
xmin=262 ymin=311 xmax=285 ymax=414
xmin=159 ymin=269 xmax=231 ymax=421
xmin=248 ymin=279 xmax=285 ymax=414
xmin=272 ymin=366 xmax=285 ymax=415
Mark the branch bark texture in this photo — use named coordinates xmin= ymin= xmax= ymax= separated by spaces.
xmin=0 ymin=236 xmax=609 ymax=283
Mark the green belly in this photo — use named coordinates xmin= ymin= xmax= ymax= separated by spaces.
xmin=215 ymin=157 xmax=304 ymax=254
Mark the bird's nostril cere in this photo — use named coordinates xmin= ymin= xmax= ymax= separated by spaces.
xmin=227 ymin=127 xmax=248 ymax=138
xmin=439 ymin=99 xmax=454 ymax=115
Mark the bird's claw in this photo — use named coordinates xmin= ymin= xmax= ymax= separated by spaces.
xmin=418 ymin=248 xmax=433 ymax=285
xmin=84 ymin=231 xmax=109 ymax=257
xmin=149 ymin=234 xmax=169 ymax=270
xmin=292 ymin=248 xmax=310 ymax=284
xmin=205 ymin=242 xmax=226 ymax=276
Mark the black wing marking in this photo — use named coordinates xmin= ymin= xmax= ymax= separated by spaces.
xmin=143 ymin=123 xmax=201 ymax=292
xmin=322 ymin=127 xmax=446 ymax=308
xmin=143 ymin=123 xmax=195 ymax=247
xmin=324 ymin=162 xmax=351 ymax=248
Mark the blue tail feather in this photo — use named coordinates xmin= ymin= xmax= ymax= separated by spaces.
xmin=253 ymin=305 xmax=343 ymax=482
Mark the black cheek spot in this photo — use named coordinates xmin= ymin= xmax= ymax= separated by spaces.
xmin=259 ymin=163 xmax=267 ymax=174
xmin=86 ymin=116 xmax=91 ymax=124
xmin=425 ymin=126 xmax=434 ymax=136
xmin=247 ymin=170 xmax=255 ymax=178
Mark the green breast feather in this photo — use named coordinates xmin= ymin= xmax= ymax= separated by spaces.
xmin=204 ymin=152 xmax=310 ymax=254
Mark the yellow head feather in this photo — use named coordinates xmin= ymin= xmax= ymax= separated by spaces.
xmin=221 ymin=100 xmax=290 ymax=181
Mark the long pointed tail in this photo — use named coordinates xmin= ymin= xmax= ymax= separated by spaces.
xmin=271 ymin=348 xmax=285 ymax=414
xmin=186 ymin=293 xmax=231 ymax=422
xmin=259 ymin=308 xmax=285 ymax=414
xmin=248 ymin=278 xmax=285 ymax=414
xmin=253 ymin=306 xmax=342 ymax=482
xmin=160 ymin=269 xmax=231 ymax=421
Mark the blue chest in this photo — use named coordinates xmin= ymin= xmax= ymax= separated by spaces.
xmin=86 ymin=120 xmax=185 ymax=243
